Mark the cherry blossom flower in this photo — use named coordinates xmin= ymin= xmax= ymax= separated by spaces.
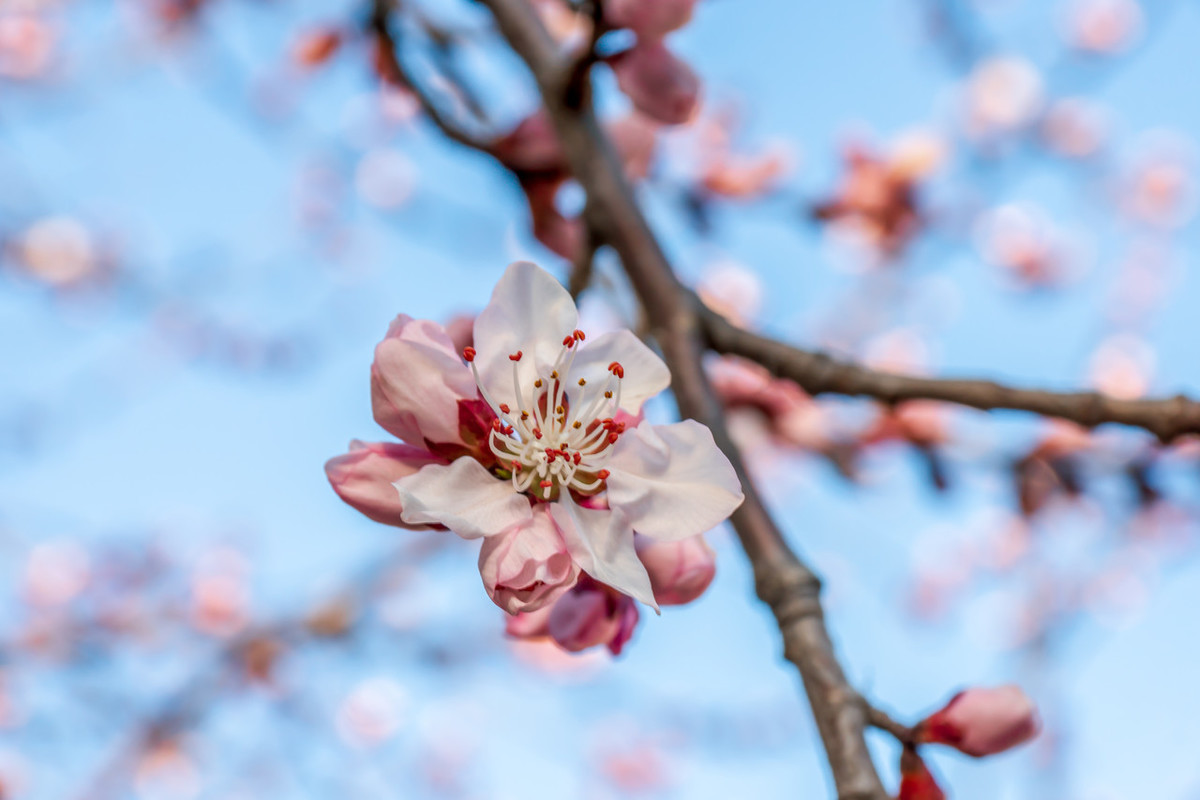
xmin=327 ymin=262 xmax=744 ymax=612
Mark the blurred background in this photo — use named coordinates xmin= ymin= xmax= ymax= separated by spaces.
xmin=2 ymin=0 xmax=1200 ymax=797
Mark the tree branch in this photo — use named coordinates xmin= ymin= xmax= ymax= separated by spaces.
xmin=368 ymin=0 xmax=495 ymax=152
xmin=701 ymin=306 xmax=1200 ymax=444
xmin=474 ymin=1 xmax=888 ymax=796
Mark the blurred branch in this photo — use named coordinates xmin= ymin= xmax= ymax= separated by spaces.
xmin=863 ymin=698 xmax=917 ymax=745
xmin=700 ymin=306 xmax=1200 ymax=444
xmin=474 ymin=0 xmax=888 ymax=797
xmin=73 ymin=536 xmax=444 ymax=800
xmin=368 ymin=0 xmax=495 ymax=152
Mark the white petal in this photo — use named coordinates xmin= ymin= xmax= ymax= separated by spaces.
xmin=567 ymin=330 xmax=671 ymax=415
xmin=550 ymin=495 xmax=658 ymax=611
xmin=394 ymin=457 xmax=531 ymax=539
xmin=606 ymin=420 xmax=744 ymax=541
xmin=473 ymin=262 xmax=579 ymax=411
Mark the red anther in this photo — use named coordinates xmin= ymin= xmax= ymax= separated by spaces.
xmin=607 ymin=361 xmax=624 ymax=378
xmin=508 ymin=351 xmax=523 ymax=361
xmin=573 ymin=329 xmax=586 ymax=341
xmin=533 ymin=428 xmax=543 ymax=439
xmin=573 ymin=452 xmax=581 ymax=465
xmin=596 ymin=469 xmax=610 ymax=480
xmin=510 ymin=460 xmax=521 ymax=472
xmin=462 ymin=346 xmax=476 ymax=362
xmin=608 ymin=432 xmax=619 ymax=444
xmin=499 ymin=403 xmax=510 ymax=414
xmin=540 ymin=480 xmax=554 ymax=489
xmin=562 ymin=335 xmax=575 ymax=347
xmin=492 ymin=419 xmax=502 ymax=431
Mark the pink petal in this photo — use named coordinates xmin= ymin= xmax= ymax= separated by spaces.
xmin=472 ymin=261 xmax=579 ymax=414
xmin=371 ymin=315 xmax=478 ymax=447
xmin=566 ymin=329 xmax=671 ymax=416
xmin=550 ymin=494 xmax=657 ymax=610
xmin=612 ymin=41 xmax=700 ymax=126
xmin=635 ymin=534 xmax=715 ymax=606
xmin=606 ymin=420 xmax=744 ymax=542
xmin=478 ymin=506 xmax=580 ymax=614
xmin=604 ymin=0 xmax=696 ymax=39
xmin=393 ymin=456 xmax=532 ymax=539
xmin=325 ymin=440 xmax=444 ymax=527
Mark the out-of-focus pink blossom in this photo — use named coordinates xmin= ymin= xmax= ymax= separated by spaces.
xmin=697 ymin=261 xmax=764 ymax=327
xmin=812 ymin=142 xmax=926 ymax=257
xmin=355 ymin=148 xmax=415 ymax=210
xmin=505 ymin=604 xmax=553 ymax=639
xmin=1041 ymin=98 xmax=1109 ymax=159
xmin=523 ymin=176 xmax=585 ymax=261
xmin=291 ymin=26 xmax=342 ymax=69
xmin=190 ymin=548 xmax=251 ymax=637
xmin=15 ymin=216 xmax=101 ymax=288
xmin=918 ymin=685 xmax=1041 ymax=757
xmin=975 ymin=203 xmax=1075 ymax=288
xmin=708 ymin=356 xmax=833 ymax=453
xmin=1119 ymin=135 xmax=1196 ymax=228
xmin=1088 ymin=334 xmax=1155 ymax=399
xmin=962 ymin=56 xmax=1044 ymax=138
xmin=0 ymin=12 xmax=55 ymax=80
xmin=612 ymin=41 xmax=700 ymax=126
xmin=478 ymin=506 xmax=580 ymax=614
xmin=1065 ymin=0 xmax=1143 ymax=54
xmin=135 ymin=742 xmax=201 ymax=800
xmin=325 ymin=440 xmax=443 ymax=527
xmin=635 ymin=534 xmax=715 ymax=606
xmin=23 ymin=540 xmax=90 ymax=608
xmin=898 ymin=747 xmax=945 ymax=800
xmin=548 ymin=578 xmax=640 ymax=655
xmin=335 ymin=677 xmax=408 ymax=748
xmin=701 ymin=147 xmax=790 ymax=199
xmin=604 ymin=0 xmax=696 ymax=40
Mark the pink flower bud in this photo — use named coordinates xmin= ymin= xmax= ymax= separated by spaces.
xmin=324 ymin=441 xmax=442 ymax=527
xmin=612 ymin=41 xmax=700 ymax=126
xmin=493 ymin=111 xmax=565 ymax=172
xmin=371 ymin=315 xmax=480 ymax=448
xmin=478 ymin=508 xmax=580 ymax=614
xmin=548 ymin=579 xmax=640 ymax=655
xmin=522 ymin=176 xmax=584 ymax=261
xmin=635 ymin=534 xmax=715 ymax=606
xmin=604 ymin=0 xmax=696 ymax=40
xmin=898 ymin=747 xmax=945 ymax=800
xmin=918 ymin=685 xmax=1041 ymax=757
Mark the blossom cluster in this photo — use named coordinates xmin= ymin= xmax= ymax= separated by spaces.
xmin=327 ymin=262 xmax=743 ymax=654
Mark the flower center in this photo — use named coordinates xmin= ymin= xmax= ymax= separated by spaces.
xmin=463 ymin=329 xmax=626 ymax=500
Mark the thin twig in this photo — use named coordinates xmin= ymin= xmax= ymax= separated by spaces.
xmin=700 ymin=304 xmax=1200 ymax=444
xmin=368 ymin=0 xmax=495 ymax=152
